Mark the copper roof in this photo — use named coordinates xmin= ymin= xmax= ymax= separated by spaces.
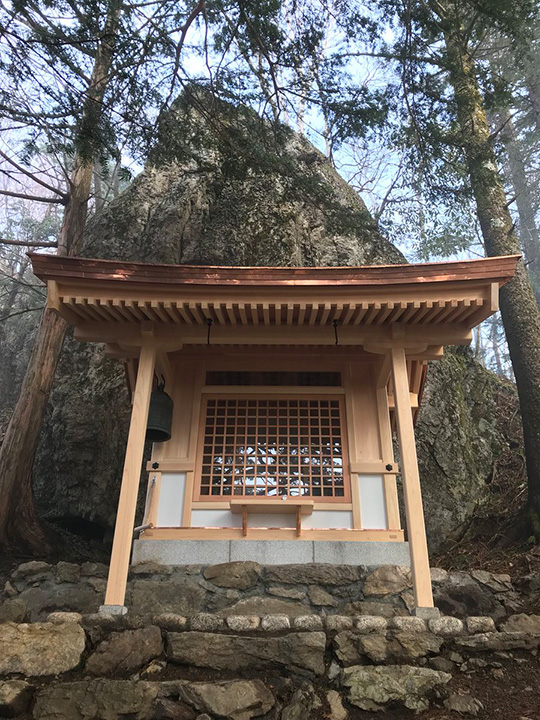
xmin=30 ymin=253 xmax=519 ymax=288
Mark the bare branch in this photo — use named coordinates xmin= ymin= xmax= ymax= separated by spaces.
xmin=0 ymin=238 xmax=58 ymax=248
xmin=0 ymin=189 xmax=66 ymax=205
xmin=162 ymin=0 xmax=206 ymax=110
xmin=0 ymin=149 xmax=66 ymax=197
xmin=0 ymin=306 xmax=43 ymax=323
xmin=376 ymin=159 xmax=405 ymax=220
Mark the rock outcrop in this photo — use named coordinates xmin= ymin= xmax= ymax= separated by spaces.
xmin=0 ymin=91 xmax=517 ymax=549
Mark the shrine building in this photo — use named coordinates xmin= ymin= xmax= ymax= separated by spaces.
xmin=30 ymin=252 xmax=519 ymax=615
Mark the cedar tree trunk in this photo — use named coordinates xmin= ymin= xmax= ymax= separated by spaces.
xmin=441 ymin=14 xmax=540 ymax=540
xmin=0 ymin=2 xmax=121 ymax=552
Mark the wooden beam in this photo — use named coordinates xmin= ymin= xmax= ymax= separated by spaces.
xmin=145 ymin=458 xmax=194 ymax=472
xmin=229 ymin=499 xmax=314 ymax=515
xmin=102 ymin=344 xmax=156 ymax=610
xmin=349 ymin=461 xmax=398 ymax=474
xmin=155 ymin=352 xmax=173 ymax=389
xmin=387 ymin=392 xmax=419 ymax=410
xmin=143 ymin=527 xmax=405 ymax=541
xmin=390 ymin=346 xmax=434 ymax=609
xmin=145 ymin=471 xmax=162 ymax=529
xmin=73 ymin=321 xmax=473 ymax=350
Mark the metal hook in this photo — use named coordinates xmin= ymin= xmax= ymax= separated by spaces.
xmin=332 ymin=319 xmax=339 ymax=346
xmin=206 ymin=317 xmax=213 ymax=345
xmin=153 ymin=372 xmax=166 ymax=390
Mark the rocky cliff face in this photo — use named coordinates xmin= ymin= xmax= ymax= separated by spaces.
xmin=82 ymin=96 xmax=403 ymax=268
xmin=9 ymin=96 xmax=512 ymax=548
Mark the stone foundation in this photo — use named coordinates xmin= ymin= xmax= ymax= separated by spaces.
xmin=1 ymin=560 xmax=525 ymax=622
xmin=132 ymin=538 xmax=412 ymax=566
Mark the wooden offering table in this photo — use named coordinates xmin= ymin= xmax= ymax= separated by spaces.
xmin=229 ymin=498 xmax=315 ymax=537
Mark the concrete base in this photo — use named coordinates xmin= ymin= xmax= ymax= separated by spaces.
xmin=132 ymin=539 xmax=411 ymax=566
xmin=414 ymin=606 xmax=441 ymax=620
xmin=99 ymin=604 xmax=128 ymax=615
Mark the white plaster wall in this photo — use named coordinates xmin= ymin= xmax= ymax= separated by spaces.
xmin=156 ymin=472 xmax=186 ymax=527
xmin=357 ymin=474 xmax=387 ymax=529
xmin=190 ymin=508 xmax=353 ymax=529
xmin=191 ymin=509 xmax=242 ymax=528
xmin=246 ymin=513 xmax=296 ymax=528
xmin=303 ymin=510 xmax=353 ymax=529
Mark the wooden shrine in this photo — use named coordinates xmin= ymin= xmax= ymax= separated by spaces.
xmin=30 ymin=252 xmax=519 ymax=615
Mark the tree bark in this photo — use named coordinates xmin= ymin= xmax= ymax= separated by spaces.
xmin=439 ymin=12 xmax=540 ymax=539
xmin=0 ymin=1 xmax=122 ymax=552
xmin=490 ymin=317 xmax=504 ymax=377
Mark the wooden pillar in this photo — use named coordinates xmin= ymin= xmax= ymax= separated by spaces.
xmin=390 ymin=347 xmax=434 ymax=609
xmin=102 ymin=344 xmax=156 ymax=611
xmin=376 ymin=385 xmax=401 ymax=530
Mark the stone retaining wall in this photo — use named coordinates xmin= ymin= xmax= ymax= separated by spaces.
xmin=1 ymin=608 xmax=540 ymax=718
xmin=3 ymin=560 xmax=538 ymax=718
xmin=0 ymin=560 xmax=527 ymax=622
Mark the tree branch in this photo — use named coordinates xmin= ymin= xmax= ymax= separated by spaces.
xmin=0 ymin=149 xmax=66 ymax=197
xmin=162 ymin=0 xmax=206 ymax=110
xmin=0 ymin=189 xmax=66 ymax=205
xmin=0 ymin=238 xmax=58 ymax=248
xmin=0 ymin=306 xmax=43 ymax=323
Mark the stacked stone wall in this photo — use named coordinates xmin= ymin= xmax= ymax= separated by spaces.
xmin=1 ymin=605 xmax=540 ymax=717
xmin=1 ymin=560 xmax=530 ymax=622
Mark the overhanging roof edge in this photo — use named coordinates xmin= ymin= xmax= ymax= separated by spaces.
xmin=29 ymin=253 xmax=520 ymax=289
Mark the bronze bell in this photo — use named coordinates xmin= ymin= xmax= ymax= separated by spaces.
xmin=146 ymin=383 xmax=173 ymax=442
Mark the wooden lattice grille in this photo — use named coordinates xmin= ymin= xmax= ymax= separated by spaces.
xmin=197 ymin=397 xmax=349 ymax=500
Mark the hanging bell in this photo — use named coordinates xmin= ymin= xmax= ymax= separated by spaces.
xmin=146 ymin=383 xmax=173 ymax=443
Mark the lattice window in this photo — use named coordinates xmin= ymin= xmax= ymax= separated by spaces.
xmin=197 ymin=397 xmax=349 ymax=500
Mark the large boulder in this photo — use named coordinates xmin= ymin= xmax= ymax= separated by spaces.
xmin=166 ymin=630 xmax=326 ymax=675
xmin=178 ymin=680 xmax=274 ymax=720
xmin=0 ymin=622 xmax=85 ymax=676
xmin=342 ymin=664 xmax=452 ymax=712
xmin=415 ymin=349 xmax=503 ymax=547
xmin=0 ymin=90 xmax=509 ymax=549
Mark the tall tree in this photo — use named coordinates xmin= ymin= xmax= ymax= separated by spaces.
xmin=496 ymin=107 xmax=540 ymax=295
xmin=0 ymin=0 xmax=124 ymax=550
xmin=368 ymin=0 xmax=540 ymax=537
xmin=436 ymin=1 xmax=540 ymax=538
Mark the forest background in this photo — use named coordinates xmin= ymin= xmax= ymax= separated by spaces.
xmin=1 ymin=0 xmax=540 ymax=556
